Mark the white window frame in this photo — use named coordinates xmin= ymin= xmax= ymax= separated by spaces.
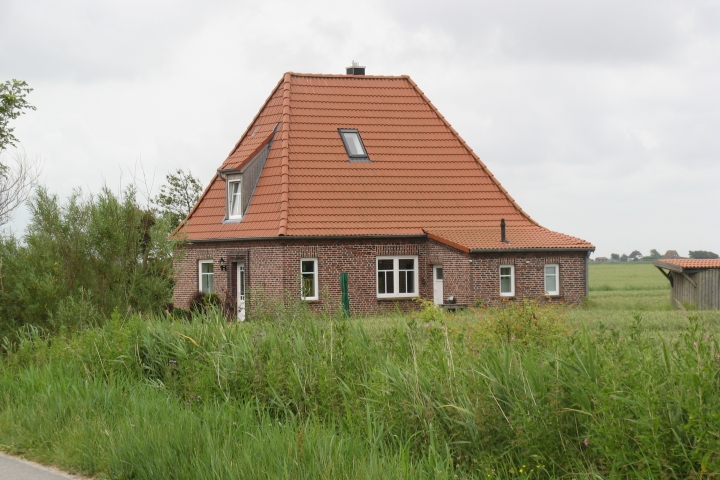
xmin=544 ymin=264 xmax=559 ymax=296
xmin=376 ymin=255 xmax=419 ymax=299
xmin=300 ymin=258 xmax=319 ymax=301
xmin=199 ymin=260 xmax=214 ymax=294
xmin=227 ymin=174 xmax=242 ymax=220
xmin=499 ymin=264 xmax=515 ymax=297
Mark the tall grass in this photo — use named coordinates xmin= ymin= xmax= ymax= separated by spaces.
xmin=2 ymin=304 xmax=719 ymax=478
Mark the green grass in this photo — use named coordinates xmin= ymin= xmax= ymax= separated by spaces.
xmin=2 ymin=304 xmax=720 ymax=478
xmin=2 ymin=263 xmax=720 ymax=478
xmin=589 ymin=262 xmax=669 ymax=292
xmin=565 ymin=263 xmax=720 ymax=340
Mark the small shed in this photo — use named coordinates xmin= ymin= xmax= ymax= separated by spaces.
xmin=654 ymin=259 xmax=720 ymax=310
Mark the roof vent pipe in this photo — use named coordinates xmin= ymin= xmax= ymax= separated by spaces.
xmin=346 ymin=60 xmax=365 ymax=75
xmin=501 ymin=219 xmax=508 ymax=243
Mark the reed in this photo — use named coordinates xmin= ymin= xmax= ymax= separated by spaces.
xmin=1 ymin=303 xmax=719 ymax=478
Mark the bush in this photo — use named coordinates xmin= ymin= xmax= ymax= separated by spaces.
xmin=449 ymin=299 xmax=571 ymax=348
xmin=0 ymin=185 xmax=177 ymax=338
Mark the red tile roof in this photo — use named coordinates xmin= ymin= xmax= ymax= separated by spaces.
xmin=655 ymin=259 xmax=720 ymax=270
xmin=178 ymin=72 xmax=593 ymax=251
xmin=426 ymin=226 xmax=593 ymax=252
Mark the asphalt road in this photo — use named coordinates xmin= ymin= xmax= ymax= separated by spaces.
xmin=0 ymin=453 xmax=83 ymax=480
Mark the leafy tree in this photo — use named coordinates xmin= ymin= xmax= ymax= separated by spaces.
xmin=1 ymin=79 xmax=36 ymax=151
xmin=0 ymin=185 xmax=177 ymax=334
xmin=620 ymin=254 xmax=628 ymax=262
xmin=610 ymin=253 xmax=620 ymax=261
xmin=689 ymin=250 xmax=718 ymax=259
xmin=0 ymin=79 xmax=41 ymax=226
xmin=649 ymin=249 xmax=662 ymax=260
xmin=154 ymin=169 xmax=203 ymax=227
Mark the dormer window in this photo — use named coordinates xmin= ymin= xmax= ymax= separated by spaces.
xmin=227 ymin=174 xmax=242 ymax=219
xmin=339 ymin=129 xmax=370 ymax=161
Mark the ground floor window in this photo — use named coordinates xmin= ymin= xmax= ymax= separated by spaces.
xmin=544 ymin=264 xmax=559 ymax=295
xmin=500 ymin=265 xmax=514 ymax=296
xmin=199 ymin=260 xmax=214 ymax=294
xmin=377 ymin=256 xmax=418 ymax=298
xmin=301 ymin=258 xmax=318 ymax=300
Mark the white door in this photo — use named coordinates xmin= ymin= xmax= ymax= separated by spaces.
xmin=237 ymin=264 xmax=246 ymax=321
xmin=433 ymin=265 xmax=444 ymax=305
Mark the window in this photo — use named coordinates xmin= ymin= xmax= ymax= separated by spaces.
xmin=300 ymin=258 xmax=318 ymax=300
xmin=199 ymin=260 xmax=214 ymax=294
xmin=499 ymin=265 xmax=514 ymax=296
xmin=339 ymin=129 xmax=369 ymax=161
xmin=377 ymin=256 xmax=418 ymax=298
xmin=227 ymin=175 xmax=242 ymax=219
xmin=545 ymin=264 xmax=559 ymax=296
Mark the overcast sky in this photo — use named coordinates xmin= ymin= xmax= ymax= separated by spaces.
xmin=1 ymin=0 xmax=718 ymax=257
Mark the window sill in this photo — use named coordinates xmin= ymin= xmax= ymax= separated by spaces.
xmin=377 ymin=296 xmax=418 ymax=301
xmin=301 ymin=299 xmax=320 ymax=303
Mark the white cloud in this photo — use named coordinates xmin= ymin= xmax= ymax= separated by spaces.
xmin=1 ymin=0 xmax=718 ymax=257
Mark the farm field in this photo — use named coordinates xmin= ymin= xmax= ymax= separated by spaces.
xmin=1 ymin=262 xmax=719 ymax=478
xmin=568 ymin=262 xmax=720 ymax=339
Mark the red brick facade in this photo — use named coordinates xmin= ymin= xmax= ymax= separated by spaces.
xmin=173 ymin=237 xmax=588 ymax=316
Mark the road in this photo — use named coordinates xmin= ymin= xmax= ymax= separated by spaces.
xmin=0 ymin=453 xmax=84 ymax=480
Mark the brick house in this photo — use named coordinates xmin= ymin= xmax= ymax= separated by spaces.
xmin=173 ymin=68 xmax=594 ymax=318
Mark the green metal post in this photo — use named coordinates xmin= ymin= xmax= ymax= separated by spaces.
xmin=340 ymin=272 xmax=350 ymax=317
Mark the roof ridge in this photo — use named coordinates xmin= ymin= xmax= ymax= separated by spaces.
xmin=403 ymin=75 xmax=540 ymax=227
xmin=287 ymin=72 xmax=407 ymax=79
xmin=278 ymin=73 xmax=291 ymax=236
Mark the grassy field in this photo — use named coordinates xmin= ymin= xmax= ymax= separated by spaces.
xmin=567 ymin=262 xmax=720 ymax=339
xmin=1 ymin=263 xmax=719 ymax=479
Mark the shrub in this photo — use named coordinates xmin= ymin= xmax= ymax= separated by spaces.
xmin=450 ymin=299 xmax=571 ymax=347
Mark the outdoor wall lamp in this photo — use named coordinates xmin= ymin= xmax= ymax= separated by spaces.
xmin=219 ymin=257 xmax=227 ymax=271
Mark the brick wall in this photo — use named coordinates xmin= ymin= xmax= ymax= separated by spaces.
xmin=173 ymin=237 xmax=588 ymax=316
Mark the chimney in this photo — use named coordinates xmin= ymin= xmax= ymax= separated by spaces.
xmin=346 ymin=60 xmax=366 ymax=75
xmin=500 ymin=219 xmax=508 ymax=243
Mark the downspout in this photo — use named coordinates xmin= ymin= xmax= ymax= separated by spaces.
xmin=585 ymin=251 xmax=590 ymax=297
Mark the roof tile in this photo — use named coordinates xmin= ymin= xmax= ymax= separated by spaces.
xmin=180 ymin=72 xmax=593 ymax=250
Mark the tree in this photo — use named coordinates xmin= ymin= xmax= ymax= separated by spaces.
xmin=0 ymin=185 xmax=176 ymax=334
xmin=0 ymin=79 xmax=41 ymax=226
xmin=1 ymin=79 xmax=36 ymax=151
xmin=689 ymin=250 xmax=718 ymax=259
xmin=0 ymin=150 xmax=42 ymax=226
xmin=620 ymin=254 xmax=628 ymax=262
xmin=649 ymin=249 xmax=662 ymax=260
xmin=153 ymin=169 xmax=203 ymax=227
xmin=610 ymin=253 xmax=620 ymax=262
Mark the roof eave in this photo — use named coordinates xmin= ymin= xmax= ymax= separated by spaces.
xmin=469 ymin=247 xmax=596 ymax=253
xmin=185 ymin=233 xmax=429 ymax=244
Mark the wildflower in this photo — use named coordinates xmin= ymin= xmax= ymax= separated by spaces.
xmin=169 ymin=359 xmax=177 ymax=364
xmin=693 ymin=342 xmax=698 ymax=348
xmin=425 ymin=323 xmax=430 ymax=329
xmin=584 ymin=438 xmax=589 ymax=447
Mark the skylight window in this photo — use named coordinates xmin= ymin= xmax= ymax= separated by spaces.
xmin=339 ymin=129 xmax=370 ymax=161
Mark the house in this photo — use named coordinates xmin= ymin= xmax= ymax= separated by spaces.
xmin=595 ymin=257 xmax=609 ymax=263
xmin=662 ymin=250 xmax=682 ymax=260
xmin=628 ymin=250 xmax=643 ymax=261
xmin=173 ymin=68 xmax=595 ymax=318
xmin=654 ymin=259 xmax=720 ymax=310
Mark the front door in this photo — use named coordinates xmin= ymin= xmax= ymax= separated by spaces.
xmin=237 ymin=263 xmax=246 ymax=321
xmin=433 ymin=265 xmax=444 ymax=305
